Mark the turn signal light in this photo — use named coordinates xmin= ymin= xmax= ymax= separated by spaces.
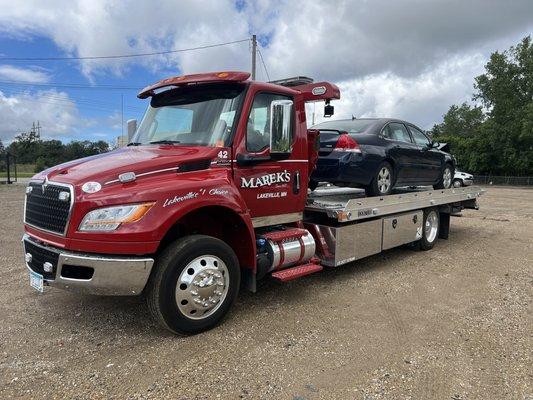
xmin=333 ymin=133 xmax=361 ymax=153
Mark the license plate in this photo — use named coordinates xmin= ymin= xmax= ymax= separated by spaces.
xmin=29 ymin=270 xmax=44 ymax=293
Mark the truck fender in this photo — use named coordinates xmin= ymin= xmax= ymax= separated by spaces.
xmin=157 ymin=204 xmax=256 ymax=272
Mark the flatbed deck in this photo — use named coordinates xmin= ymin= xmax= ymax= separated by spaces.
xmin=306 ymin=186 xmax=484 ymax=223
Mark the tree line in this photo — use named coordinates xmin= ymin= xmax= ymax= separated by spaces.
xmin=0 ymin=130 xmax=110 ymax=173
xmin=430 ymin=36 xmax=532 ymax=176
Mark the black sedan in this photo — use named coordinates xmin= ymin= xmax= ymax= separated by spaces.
xmin=310 ymin=118 xmax=455 ymax=196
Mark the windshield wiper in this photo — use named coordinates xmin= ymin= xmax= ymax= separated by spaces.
xmin=149 ymin=140 xmax=181 ymax=145
xmin=127 ymin=142 xmax=142 ymax=146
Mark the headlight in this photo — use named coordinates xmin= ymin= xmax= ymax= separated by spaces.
xmin=79 ymin=203 xmax=154 ymax=231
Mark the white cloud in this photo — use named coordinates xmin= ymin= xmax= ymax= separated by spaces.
xmin=308 ymin=55 xmax=486 ymax=129
xmin=0 ymin=89 xmax=80 ymax=142
xmin=0 ymin=0 xmax=531 ymax=139
xmin=0 ymin=65 xmax=50 ymax=83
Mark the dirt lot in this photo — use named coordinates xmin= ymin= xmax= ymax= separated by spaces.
xmin=0 ymin=185 xmax=531 ymax=399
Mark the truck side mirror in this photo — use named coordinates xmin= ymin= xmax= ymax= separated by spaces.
xmin=324 ymin=104 xmax=334 ymax=118
xmin=269 ymin=99 xmax=293 ymax=156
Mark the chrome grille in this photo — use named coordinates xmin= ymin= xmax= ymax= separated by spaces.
xmin=24 ymin=181 xmax=73 ymax=235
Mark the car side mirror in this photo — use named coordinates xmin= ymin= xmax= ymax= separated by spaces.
xmin=270 ymin=99 xmax=293 ymax=156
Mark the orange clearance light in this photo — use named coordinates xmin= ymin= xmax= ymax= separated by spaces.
xmin=217 ymin=72 xmax=229 ymax=78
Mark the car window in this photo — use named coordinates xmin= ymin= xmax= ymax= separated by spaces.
xmin=384 ymin=123 xmax=412 ymax=143
xmin=312 ymin=119 xmax=376 ymax=133
xmin=408 ymin=125 xmax=431 ymax=147
xmin=246 ymin=93 xmax=293 ymax=152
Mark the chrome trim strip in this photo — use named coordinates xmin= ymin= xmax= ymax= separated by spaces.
xmin=104 ymin=165 xmax=215 ymax=185
xmin=251 ymin=212 xmax=303 ymax=228
xmin=23 ymin=179 xmax=74 ymax=237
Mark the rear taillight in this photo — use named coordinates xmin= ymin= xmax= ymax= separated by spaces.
xmin=333 ymin=133 xmax=361 ymax=153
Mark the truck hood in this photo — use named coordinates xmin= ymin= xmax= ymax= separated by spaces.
xmin=34 ymin=145 xmax=223 ymax=186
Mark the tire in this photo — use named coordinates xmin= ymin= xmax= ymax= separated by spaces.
xmin=418 ymin=208 xmax=440 ymax=250
xmin=433 ymin=164 xmax=454 ymax=189
xmin=366 ymin=161 xmax=394 ymax=196
xmin=308 ymin=180 xmax=319 ymax=191
xmin=453 ymin=179 xmax=463 ymax=188
xmin=146 ymin=235 xmax=240 ymax=335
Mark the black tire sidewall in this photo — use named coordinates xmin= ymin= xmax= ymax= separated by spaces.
xmin=154 ymin=235 xmax=240 ymax=335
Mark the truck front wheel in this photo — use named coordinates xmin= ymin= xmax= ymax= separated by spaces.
xmin=146 ymin=235 xmax=240 ymax=335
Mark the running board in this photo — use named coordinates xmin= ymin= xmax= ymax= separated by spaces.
xmin=271 ymin=263 xmax=323 ymax=282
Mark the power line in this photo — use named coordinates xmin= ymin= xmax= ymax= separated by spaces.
xmin=257 ymin=49 xmax=270 ymax=81
xmin=0 ymin=38 xmax=250 ymax=61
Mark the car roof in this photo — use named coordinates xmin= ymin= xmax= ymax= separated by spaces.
xmin=311 ymin=118 xmax=420 ymax=134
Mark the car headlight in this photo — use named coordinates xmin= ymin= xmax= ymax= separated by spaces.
xmin=79 ymin=202 xmax=155 ymax=231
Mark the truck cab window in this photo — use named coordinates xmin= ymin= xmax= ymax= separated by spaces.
xmin=246 ymin=93 xmax=293 ymax=153
xmin=133 ymin=83 xmax=244 ymax=147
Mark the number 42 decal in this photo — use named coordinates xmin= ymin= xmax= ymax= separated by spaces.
xmin=217 ymin=150 xmax=229 ymax=159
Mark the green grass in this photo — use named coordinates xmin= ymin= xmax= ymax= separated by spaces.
xmin=0 ymin=163 xmax=36 ymax=179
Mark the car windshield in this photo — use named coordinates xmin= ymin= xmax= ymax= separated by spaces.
xmin=132 ymin=83 xmax=245 ymax=147
xmin=312 ymin=119 xmax=376 ymax=133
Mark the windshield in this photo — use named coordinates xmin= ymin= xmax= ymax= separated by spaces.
xmin=133 ymin=83 xmax=245 ymax=147
xmin=312 ymin=119 xmax=377 ymax=134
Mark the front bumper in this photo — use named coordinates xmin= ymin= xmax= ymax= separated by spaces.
xmin=462 ymin=178 xmax=474 ymax=186
xmin=22 ymin=234 xmax=154 ymax=296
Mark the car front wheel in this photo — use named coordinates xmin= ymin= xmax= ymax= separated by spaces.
xmin=433 ymin=164 xmax=454 ymax=190
xmin=453 ymin=179 xmax=463 ymax=188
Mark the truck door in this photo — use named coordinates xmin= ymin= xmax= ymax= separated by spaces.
xmin=233 ymin=90 xmax=307 ymax=221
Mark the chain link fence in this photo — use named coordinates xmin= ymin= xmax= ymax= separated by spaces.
xmin=474 ymin=175 xmax=533 ymax=186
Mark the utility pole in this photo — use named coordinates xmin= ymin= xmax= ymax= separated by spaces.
xmin=251 ymin=34 xmax=257 ymax=80
xmin=121 ymin=94 xmax=124 ymax=138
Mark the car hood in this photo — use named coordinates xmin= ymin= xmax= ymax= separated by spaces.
xmin=32 ymin=145 xmax=223 ymax=186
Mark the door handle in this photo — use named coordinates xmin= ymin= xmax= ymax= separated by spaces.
xmin=293 ymin=171 xmax=300 ymax=194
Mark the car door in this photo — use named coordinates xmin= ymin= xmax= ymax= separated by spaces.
xmin=407 ymin=124 xmax=441 ymax=183
xmin=382 ymin=122 xmax=419 ymax=183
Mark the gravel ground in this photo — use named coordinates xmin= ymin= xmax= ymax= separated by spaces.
xmin=0 ymin=185 xmax=531 ymax=399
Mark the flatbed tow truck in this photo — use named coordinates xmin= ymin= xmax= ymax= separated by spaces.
xmin=22 ymin=71 xmax=484 ymax=335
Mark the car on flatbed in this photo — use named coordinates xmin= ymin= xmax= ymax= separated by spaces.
xmin=309 ymin=118 xmax=455 ymax=196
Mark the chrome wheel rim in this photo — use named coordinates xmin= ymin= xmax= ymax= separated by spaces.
xmin=443 ymin=168 xmax=452 ymax=188
xmin=453 ymin=179 xmax=462 ymax=188
xmin=425 ymin=211 xmax=439 ymax=243
xmin=377 ymin=167 xmax=391 ymax=194
xmin=175 ymin=255 xmax=229 ymax=320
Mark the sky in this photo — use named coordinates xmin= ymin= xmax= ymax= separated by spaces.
xmin=0 ymin=0 xmax=531 ymax=145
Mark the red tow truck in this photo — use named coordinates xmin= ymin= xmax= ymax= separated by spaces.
xmin=22 ymin=71 xmax=484 ymax=334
